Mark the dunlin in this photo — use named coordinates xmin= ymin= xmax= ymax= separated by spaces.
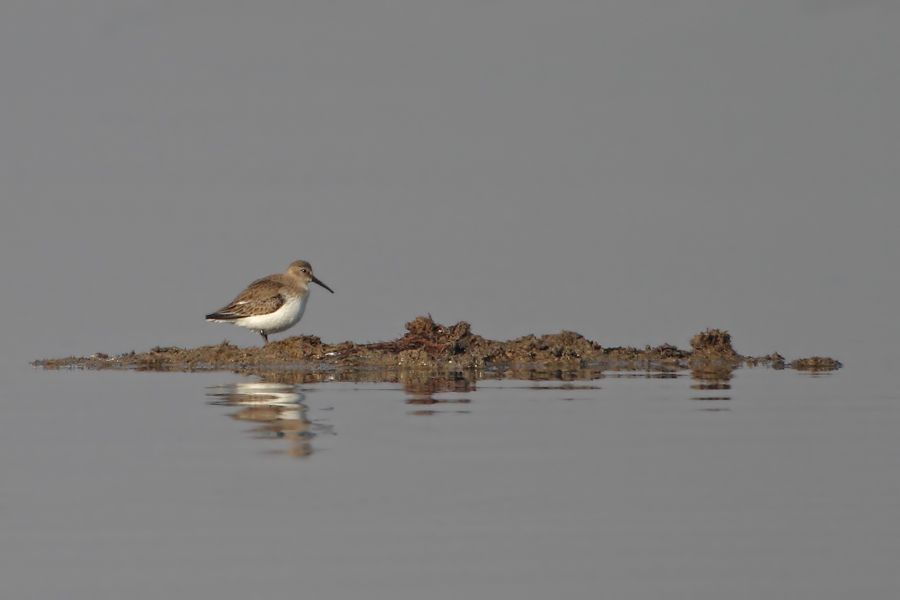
xmin=206 ymin=260 xmax=333 ymax=344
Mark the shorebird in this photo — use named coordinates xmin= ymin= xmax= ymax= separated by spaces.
xmin=206 ymin=260 xmax=334 ymax=344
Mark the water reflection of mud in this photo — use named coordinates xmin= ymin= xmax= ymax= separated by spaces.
xmin=207 ymin=382 xmax=331 ymax=458
xmin=401 ymin=371 xmax=474 ymax=414
xmin=606 ymin=371 xmax=680 ymax=380
xmin=690 ymin=364 xmax=734 ymax=390
xmin=397 ymin=368 xmax=610 ymax=413
xmin=690 ymin=363 xmax=735 ymax=409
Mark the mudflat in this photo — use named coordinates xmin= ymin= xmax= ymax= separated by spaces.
xmin=34 ymin=315 xmax=841 ymax=377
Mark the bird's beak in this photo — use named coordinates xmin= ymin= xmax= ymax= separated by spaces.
xmin=312 ymin=276 xmax=334 ymax=294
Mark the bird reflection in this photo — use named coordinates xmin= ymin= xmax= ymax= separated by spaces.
xmin=207 ymin=382 xmax=325 ymax=458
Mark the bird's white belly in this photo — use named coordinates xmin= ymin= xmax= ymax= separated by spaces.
xmin=234 ymin=295 xmax=307 ymax=334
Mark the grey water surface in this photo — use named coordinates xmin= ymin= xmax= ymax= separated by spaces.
xmin=2 ymin=357 xmax=898 ymax=599
xmin=2 ymin=1 xmax=900 ymax=597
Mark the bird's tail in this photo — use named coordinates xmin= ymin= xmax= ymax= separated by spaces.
xmin=206 ymin=311 xmax=237 ymax=322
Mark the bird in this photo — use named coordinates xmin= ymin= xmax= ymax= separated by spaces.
xmin=205 ymin=260 xmax=334 ymax=344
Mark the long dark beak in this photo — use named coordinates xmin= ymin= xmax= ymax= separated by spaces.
xmin=312 ymin=276 xmax=334 ymax=294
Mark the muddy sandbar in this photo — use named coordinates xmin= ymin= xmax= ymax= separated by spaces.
xmin=33 ymin=315 xmax=841 ymax=378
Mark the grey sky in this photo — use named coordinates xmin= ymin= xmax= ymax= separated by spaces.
xmin=1 ymin=1 xmax=897 ymax=363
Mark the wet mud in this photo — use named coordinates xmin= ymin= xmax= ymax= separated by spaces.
xmin=34 ymin=315 xmax=841 ymax=376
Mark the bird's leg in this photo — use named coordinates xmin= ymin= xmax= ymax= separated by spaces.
xmin=260 ymin=331 xmax=269 ymax=345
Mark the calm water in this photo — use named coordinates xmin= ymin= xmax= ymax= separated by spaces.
xmin=1 ymin=358 xmax=898 ymax=599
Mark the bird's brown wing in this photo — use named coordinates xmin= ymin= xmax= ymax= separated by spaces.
xmin=207 ymin=277 xmax=286 ymax=320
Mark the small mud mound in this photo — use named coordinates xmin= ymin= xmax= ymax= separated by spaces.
xmin=33 ymin=315 xmax=842 ymax=375
xmin=603 ymin=343 xmax=689 ymax=366
xmin=490 ymin=331 xmax=603 ymax=364
xmin=690 ymin=329 xmax=740 ymax=362
xmin=365 ymin=316 xmax=479 ymax=358
xmin=790 ymin=356 xmax=843 ymax=371
xmin=744 ymin=353 xmax=786 ymax=369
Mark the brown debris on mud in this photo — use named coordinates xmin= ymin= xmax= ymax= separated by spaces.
xmin=33 ymin=315 xmax=841 ymax=375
